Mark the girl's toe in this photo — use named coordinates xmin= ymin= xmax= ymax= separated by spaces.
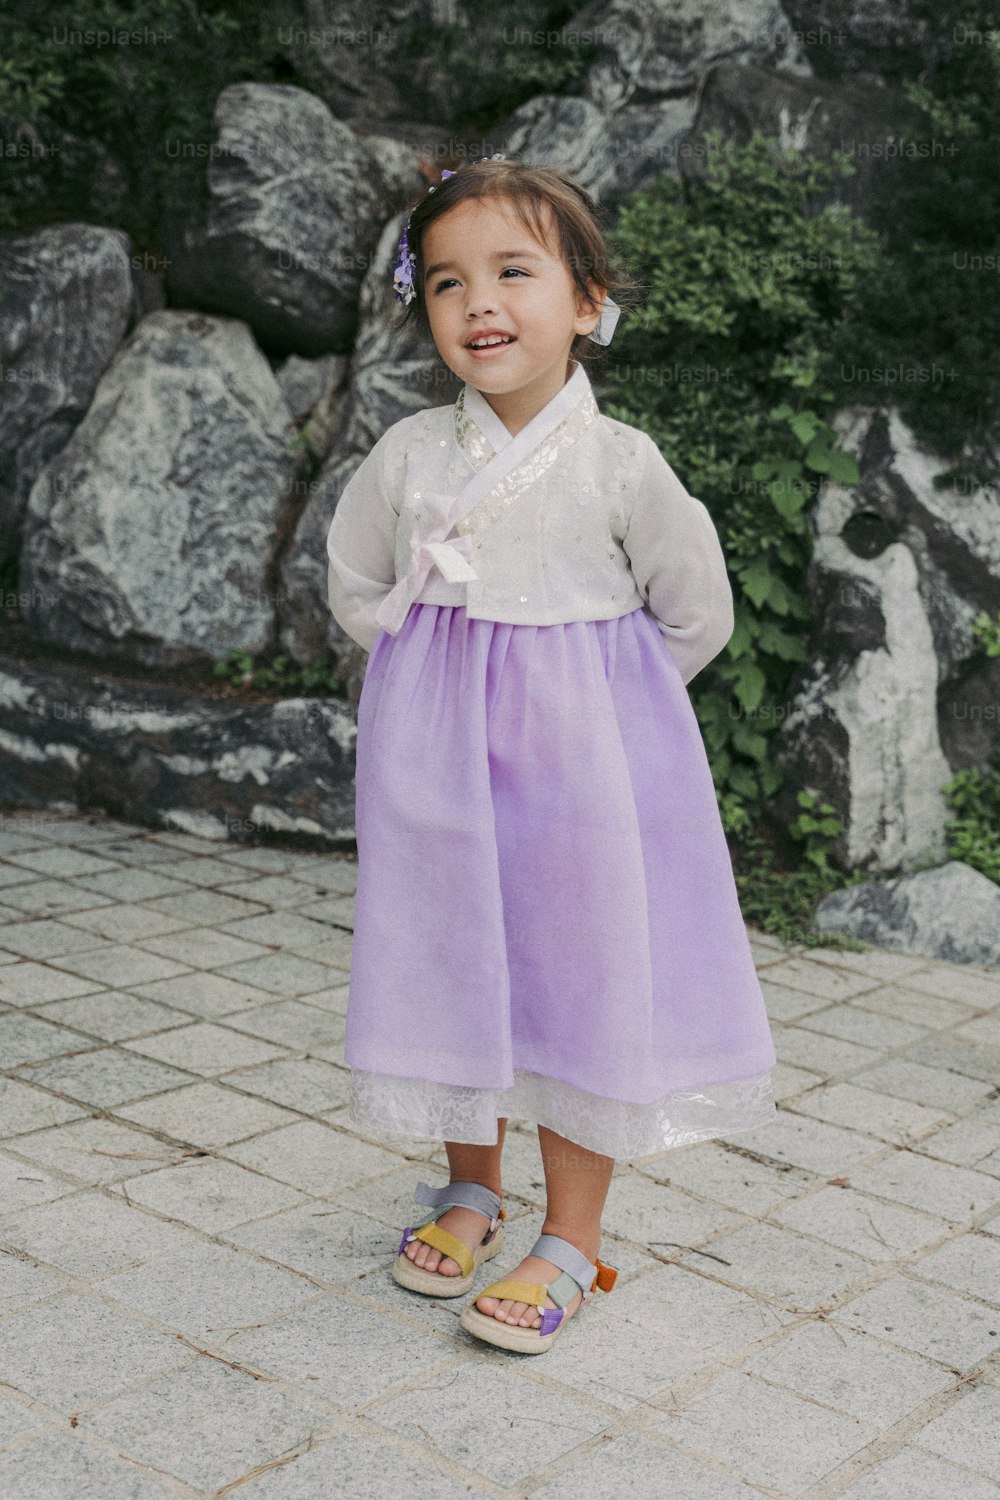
xmin=475 ymin=1294 xmax=498 ymax=1315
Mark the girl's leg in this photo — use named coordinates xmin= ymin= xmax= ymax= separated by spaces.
xmin=403 ymin=1116 xmax=508 ymax=1276
xmin=475 ymin=1124 xmax=614 ymax=1326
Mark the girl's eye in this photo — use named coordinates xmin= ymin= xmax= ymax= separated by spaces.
xmin=431 ymin=268 xmax=527 ymax=294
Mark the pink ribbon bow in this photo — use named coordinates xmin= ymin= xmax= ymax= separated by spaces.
xmin=375 ymin=488 xmax=480 ymax=635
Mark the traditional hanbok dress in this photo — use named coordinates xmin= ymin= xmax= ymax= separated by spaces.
xmin=326 ymin=359 xmax=777 ymax=1161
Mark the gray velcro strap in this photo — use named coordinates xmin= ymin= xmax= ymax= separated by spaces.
xmin=530 ymin=1232 xmax=597 ymax=1296
xmin=414 ymin=1179 xmax=502 ymax=1220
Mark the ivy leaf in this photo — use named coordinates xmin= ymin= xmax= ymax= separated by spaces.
xmin=791 ymin=410 xmax=823 ymax=446
xmin=825 ymin=449 xmax=860 ymax=484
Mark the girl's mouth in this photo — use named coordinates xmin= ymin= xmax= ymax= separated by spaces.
xmin=466 ymin=335 xmax=517 ymax=358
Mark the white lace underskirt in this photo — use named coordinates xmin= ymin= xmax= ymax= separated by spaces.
xmin=347 ymin=1065 xmax=777 ymax=1161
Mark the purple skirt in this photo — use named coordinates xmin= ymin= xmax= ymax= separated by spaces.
xmin=345 ymin=601 xmax=777 ymax=1160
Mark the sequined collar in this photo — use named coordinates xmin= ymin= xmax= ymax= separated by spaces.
xmin=453 ymin=359 xmax=597 ymax=470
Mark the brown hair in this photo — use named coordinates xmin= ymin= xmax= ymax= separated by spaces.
xmin=390 ymin=156 xmax=638 ymax=364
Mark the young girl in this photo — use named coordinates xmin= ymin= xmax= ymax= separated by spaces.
xmin=326 ymin=155 xmax=777 ymax=1354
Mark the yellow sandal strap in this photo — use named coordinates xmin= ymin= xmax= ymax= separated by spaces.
xmin=406 ymin=1222 xmax=474 ymax=1279
xmin=477 ymin=1277 xmax=548 ymax=1305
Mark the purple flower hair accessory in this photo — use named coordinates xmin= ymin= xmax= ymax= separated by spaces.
xmin=392 ymin=167 xmax=459 ymax=305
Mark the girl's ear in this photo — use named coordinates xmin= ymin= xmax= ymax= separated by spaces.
xmin=575 ymin=282 xmax=606 ymax=338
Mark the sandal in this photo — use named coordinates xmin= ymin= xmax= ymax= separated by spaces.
xmin=393 ymin=1179 xmax=506 ymax=1298
xmin=458 ymin=1231 xmax=618 ymax=1353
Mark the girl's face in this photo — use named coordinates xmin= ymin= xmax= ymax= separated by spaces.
xmin=421 ymin=196 xmax=604 ymax=425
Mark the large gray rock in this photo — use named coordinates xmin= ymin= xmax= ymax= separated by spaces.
xmin=780 ymin=0 xmax=958 ymax=84
xmin=277 ymin=210 xmax=460 ymax=679
xmin=0 ymin=224 xmax=136 ymax=545
xmin=775 ymin=406 xmax=1000 ymax=874
xmin=0 ymin=656 xmax=357 ymax=847
xmin=498 ymin=0 xmax=810 ymax=207
xmin=684 ymin=62 xmax=929 ymax=218
xmin=20 ymin=309 xmax=302 ymax=668
xmin=815 ymin=861 xmax=1000 ymax=966
xmin=163 ymin=83 xmax=424 ymax=356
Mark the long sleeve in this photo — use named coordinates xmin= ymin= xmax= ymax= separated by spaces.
xmin=325 ymin=429 xmax=401 ymax=653
xmin=622 ymin=434 xmax=734 ymax=685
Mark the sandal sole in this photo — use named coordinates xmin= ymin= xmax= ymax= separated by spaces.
xmin=458 ymin=1301 xmax=568 ymax=1353
xmin=392 ymin=1224 xmax=505 ymax=1298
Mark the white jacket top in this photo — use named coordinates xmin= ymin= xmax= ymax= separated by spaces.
xmin=326 ymin=357 xmax=734 ymax=685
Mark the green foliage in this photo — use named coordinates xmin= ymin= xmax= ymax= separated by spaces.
xmin=0 ymin=0 xmax=290 ymax=236
xmin=603 ymin=133 xmax=880 ymax=837
xmin=971 ymin=609 xmax=1000 ymax=658
xmin=941 ymin=743 xmax=1000 ymax=885
xmin=828 ymin=3 xmax=1000 ymax=487
xmin=731 ymin=828 xmax=871 ymax=950
xmin=213 ymin=649 xmax=347 ymax=699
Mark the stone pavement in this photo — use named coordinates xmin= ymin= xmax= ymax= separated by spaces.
xmin=0 ymin=808 xmax=998 ymax=1500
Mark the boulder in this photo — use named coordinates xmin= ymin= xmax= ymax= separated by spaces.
xmin=0 ymin=656 xmax=357 ymax=848
xmin=20 ymin=309 xmax=302 ymax=668
xmin=163 ymin=83 xmax=424 ymax=357
xmin=0 ymin=224 xmax=136 ymax=545
xmin=814 ymin=860 xmax=1000 ymax=966
xmin=774 ymin=406 xmax=1000 ymax=873
xmin=780 ymin=0 xmax=959 ymax=84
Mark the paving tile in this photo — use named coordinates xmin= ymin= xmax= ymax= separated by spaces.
xmin=760 ymin=981 xmax=833 ymax=1022
xmin=226 ymin=999 xmax=346 ymax=1051
xmin=912 ymin=1379 xmax=1000 ymax=1481
xmin=0 ymin=1433 xmax=182 ymax=1499
xmin=0 ymin=960 xmax=103 ymax=1006
xmin=214 ymin=874 xmax=335 ymax=909
xmin=847 ymin=1150 xmax=1000 ymax=1224
xmin=602 ymin=1170 xmax=746 ymax=1252
xmin=368 ymin=1356 xmax=610 ymax=1483
xmin=788 ymin=1082 xmax=950 ymax=1144
xmin=9 ymin=1116 xmax=189 ymax=1186
xmin=852 ymin=1058 xmax=995 ymax=1111
xmin=640 ymin=1140 xmax=813 ymax=1217
xmin=529 ymin=1431 xmax=764 ymax=1499
xmin=905 ymin=1036 xmax=1000 ymax=1085
xmin=798 ymin=1003 xmax=928 ymax=1050
xmin=677 ymin=1218 xmax=873 ymax=1310
xmin=137 ymin=926 xmax=272 ymax=969
xmin=760 ymin=956 xmax=880 ymax=1002
xmin=0 ymin=879 xmax=115 ymax=916
xmin=773 ymin=1025 xmax=883 ymax=1076
xmin=0 ymin=1012 xmax=95 ymax=1067
xmin=908 ymin=1231 xmax=1000 ymax=1303
xmin=60 ymin=903 xmax=192 ymax=944
xmin=231 ymin=1056 xmax=350 ymax=1113
xmin=0 ymin=1150 xmax=78 ymax=1212
xmin=232 ymin=1430 xmax=477 ymax=1500
xmin=146 ymin=856 xmax=251 ymax=888
xmin=142 ymin=888 xmax=268 ymax=925
xmin=73 ymin=867 xmax=197 ymax=902
xmin=82 ymin=1358 xmax=326 ymax=1492
xmin=852 ymin=983 xmax=978 ymax=1030
xmin=225 ymin=1291 xmax=454 ymax=1409
xmin=0 ymin=1189 xmax=197 ymax=1278
xmin=0 ymin=1253 xmax=66 ymax=1317
xmin=216 ymin=952 xmax=338 ymax=996
xmin=223 ymin=1122 xmax=400 ymax=1197
xmin=111 ymin=1154 xmax=308 ymax=1232
xmin=0 ymin=918 xmax=109 ymax=959
xmin=835 ymin=1273 xmax=1000 ymax=1368
xmin=724 ymin=1108 xmax=884 ymax=1177
xmin=768 ymin=1060 xmax=825 ymax=1099
xmin=798 ymin=948 xmax=932 ymax=984
xmin=99 ymin=1241 xmax=317 ymax=1341
xmin=129 ymin=970 xmax=274 ymax=1019
xmin=19 ymin=1047 xmax=193 ymax=1108
xmin=44 ymin=944 xmax=190 ymax=988
xmin=286 ymin=981 xmax=350 ymax=1017
xmin=900 ymin=967 xmax=1000 ymax=1009
xmin=34 ymin=990 xmax=188 ymax=1042
xmin=740 ymin=1318 xmax=952 ymax=1424
xmin=5 ymin=847 xmax=122 ymax=879
xmin=916 ymin=1115 xmax=1000 ymax=1175
xmin=220 ymin=1201 xmax=391 ymax=1285
xmin=0 ymin=1292 xmax=186 ymax=1409
xmin=0 ymin=1077 xmax=85 ymax=1135
xmin=839 ymin=1446 xmax=1000 ymax=1499
xmin=646 ymin=1366 xmax=876 ymax=1493
xmin=117 ymin=1082 xmax=296 ymax=1147
xmin=771 ymin=1184 xmax=946 ymax=1262
xmin=218 ymin=911 xmax=342 ymax=950
xmin=122 ymin=1021 xmax=288 ymax=1076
